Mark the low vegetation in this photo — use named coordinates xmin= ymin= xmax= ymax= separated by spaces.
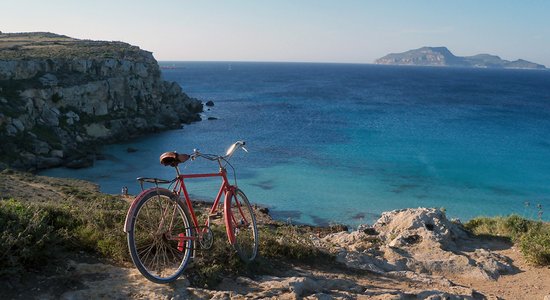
xmin=0 ymin=32 xmax=147 ymax=61
xmin=0 ymin=170 xmax=336 ymax=285
xmin=1 ymin=169 xmax=548 ymax=287
xmin=0 ymin=193 xmax=128 ymax=276
xmin=465 ymin=214 xmax=550 ymax=266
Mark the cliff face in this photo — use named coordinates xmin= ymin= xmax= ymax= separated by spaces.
xmin=0 ymin=32 xmax=202 ymax=170
xmin=375 ymin=46 xmax=547 ymax=69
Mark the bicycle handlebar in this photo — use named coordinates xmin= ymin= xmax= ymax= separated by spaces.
xmin=190 ymin=140 xmax=247 ymax=162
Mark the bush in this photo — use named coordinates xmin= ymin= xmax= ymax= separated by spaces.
xmin=0 ymin=195 xmax=129 ymax=276
xmin=519 ymin=225 xmax=550 ymax=266
xmin=465 ymin=215 xmax=550 ymax=266
xmin=0 ymin=199 xmax=71 ymax=275
xmin=186 ymin=223 xmax=334 ymax=288
xmin=259 ymin=225 xmax=333 ymax=262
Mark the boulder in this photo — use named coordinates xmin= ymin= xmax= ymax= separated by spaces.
xmin=39 ymin=73 xmax=58 ymax=86
xmin=12 ymin=118 xmax=25 ymax=131
xmin=37 ymin=157 xmax=63 ymax=169
xmin=321 ymin=208 xmax=514 ymax=281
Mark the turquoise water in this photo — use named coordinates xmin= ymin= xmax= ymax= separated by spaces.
xmin=41 ymin=62 xmax=550 ymax=226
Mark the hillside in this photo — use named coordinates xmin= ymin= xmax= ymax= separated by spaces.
xmin=0 ymin=32 xmax=203 ymax=171
xmin=1 ymin=170 xmax=549 ymax=299
xmin=375 ymin=47 xmax=547 ymax=69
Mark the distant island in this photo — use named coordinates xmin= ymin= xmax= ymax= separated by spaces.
xmin=375 ymin=47 xmax=546 ymax=70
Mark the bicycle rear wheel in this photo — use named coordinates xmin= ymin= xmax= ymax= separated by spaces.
xmin=225 ymin=188 xmax=258 ymax=262
xmin=127 ymin=188 xmax=193 ymax=283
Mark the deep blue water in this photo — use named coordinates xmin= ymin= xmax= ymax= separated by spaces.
xmin=42 ymin=62 xmax=550 ymax=226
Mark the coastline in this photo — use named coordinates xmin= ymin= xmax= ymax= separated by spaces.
xmin=0 ymin=32 xmax=203 ymax=172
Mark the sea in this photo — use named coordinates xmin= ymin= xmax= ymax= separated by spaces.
xmin=41 ymin=62 xmax=550 ymax=227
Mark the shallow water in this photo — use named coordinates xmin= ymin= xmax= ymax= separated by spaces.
xmin=41 ymin=62 xmax=550 ymax=226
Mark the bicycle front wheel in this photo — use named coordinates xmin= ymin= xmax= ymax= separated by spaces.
xmin=225 ymin=188 xmax=259 ymax=262
xmin=127 ymin=188 xmax=193 ymax=283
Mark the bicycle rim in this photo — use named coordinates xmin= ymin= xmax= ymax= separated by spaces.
xmin=128 ymin=190 xmax=192 ymax=283
xmin=227 ymin=189 xmax=258 ymax=262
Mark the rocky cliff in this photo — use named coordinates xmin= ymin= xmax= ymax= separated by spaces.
xmin=0 ymin=32 xmax=202 ymax=170
xmin=375 ymin=46 xmax=547 ymax=69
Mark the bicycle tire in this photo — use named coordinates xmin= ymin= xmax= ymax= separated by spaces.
xmin=225 ymin=188 xmax=259 ymax=262
xmin=127 ymin=188 xmax=193 ymax=283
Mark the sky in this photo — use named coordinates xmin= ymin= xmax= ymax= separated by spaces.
xmin=2 ymin=0 xmax=549 ymax=66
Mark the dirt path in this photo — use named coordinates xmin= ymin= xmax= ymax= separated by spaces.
xmin=2 ymin=244 xmax=549 ymax=300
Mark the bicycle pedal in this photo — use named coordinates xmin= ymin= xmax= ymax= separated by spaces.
xmin=208 ymin=212 xmax=222 ymax=219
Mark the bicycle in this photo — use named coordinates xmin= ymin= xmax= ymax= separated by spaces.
xmin=123 ymin=141 xmax=259 ymax=284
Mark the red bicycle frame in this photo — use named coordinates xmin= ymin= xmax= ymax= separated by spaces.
xmin=171 ymin=166 xmax=240 ymax=244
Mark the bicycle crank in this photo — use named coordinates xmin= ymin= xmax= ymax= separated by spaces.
xmin=199 ymin=226 xmax=214 ymax=250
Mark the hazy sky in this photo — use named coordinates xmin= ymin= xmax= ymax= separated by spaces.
xmin=2 ymin=0 xmax=549 ymax=65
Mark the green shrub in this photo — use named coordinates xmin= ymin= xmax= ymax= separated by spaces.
xmin=465 ymin=215 xmax=550 ymax=266
xmin=0 ymin=199 xmax=70 ymax=275
xmin=259 ymin=225 xmax=332 ymax=262
xmin=519 ymin=225 xmax=550 ymax=266
xmin=464 ymin=214 xmax=535 ymax=241
xmin=0 ymin=194 xmax=129 ymax=275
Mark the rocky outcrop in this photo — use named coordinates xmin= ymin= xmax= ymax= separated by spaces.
xmin=320 ymin=208 xmax=515 ymax=281
xmin=375 ymin=46 xmax=547 ymax=69
xmin=0 ymin=32 xmax=202 ymax=170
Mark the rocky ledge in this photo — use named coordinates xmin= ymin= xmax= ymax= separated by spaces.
xmin=0 ymin=32 xmax=202 ymax=170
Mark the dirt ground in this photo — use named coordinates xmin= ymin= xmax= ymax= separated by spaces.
xmin=2 ymin=227 xmax=549 ymax=299
xmin=1 ymin=171 xmax=549 ymax=299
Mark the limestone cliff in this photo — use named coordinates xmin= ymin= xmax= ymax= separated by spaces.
xmin=0 ymin=32 xmax=202 ymax=170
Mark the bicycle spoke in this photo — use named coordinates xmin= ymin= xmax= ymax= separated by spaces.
xmin=128 ymin=190 xmax=192 ymax=283
xmin=227 ymin=189 xmax=258 ymax=262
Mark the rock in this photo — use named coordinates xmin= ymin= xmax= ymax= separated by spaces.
xmin=50 ymin=149 xmax=64 ymax=158
xmin=65 ymin=111 xmax=80 ymax=125
xmin=39 ymin=73 xmax=58 ymax=86
xmin=126 ymin=147 xmax=138 ymax=153
xmin=544 ymin=295 xmax=550 ymax=300
xmin=65 ymin=155 xmax=94 ymax=169
xmin=41 ymin=107 xmax=60 ymax=126
xmin=205 ymin=100 xmax=215 ymax=107
xmin=5 ymin=124 xmax=18 ymax=136
xmin=85 ymin=123 xmax=110 ymax=138
xmin=321 ymin=208 xmax=514 ymax=281
xmin=208 ymin=116 xmax=218 ymax=120
xmin=335 ymin=250 xmax=390 ymax=273
xmin=33 ymin=140 xmax=51 ymax=155
xmin=12 ymin=118 xmax=25 ymax=131
xmin=37 ymin=157 xmax=63 ymax=169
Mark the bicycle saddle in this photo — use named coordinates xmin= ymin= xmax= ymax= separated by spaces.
xmin=160 ymin=152 xmax=190 ymax=167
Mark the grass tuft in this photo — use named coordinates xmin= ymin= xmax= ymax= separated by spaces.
xmin=465 ymin=215 xmax=550 ymax=266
